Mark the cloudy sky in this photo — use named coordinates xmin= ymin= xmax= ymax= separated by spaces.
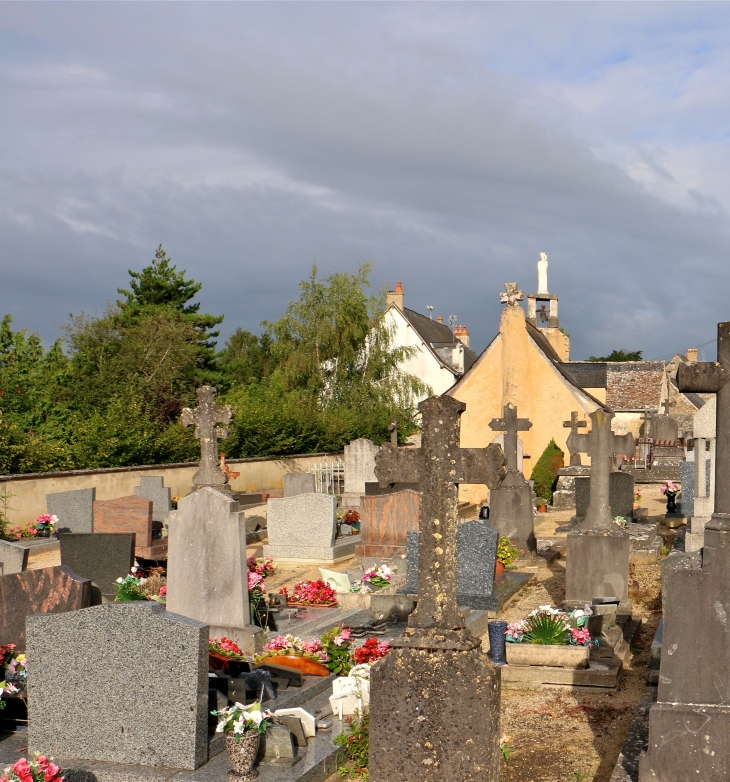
xmin=2 ymin=2 xmax=729 ymax=361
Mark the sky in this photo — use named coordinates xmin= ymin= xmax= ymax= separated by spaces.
xmin=2 ymin=2 xmax=730 ymax=362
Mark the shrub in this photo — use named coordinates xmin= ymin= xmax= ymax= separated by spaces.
xmin=530 ymin=439 xmax=564 ymax=503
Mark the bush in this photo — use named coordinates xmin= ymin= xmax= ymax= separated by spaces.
xmin=530 ymin=439 xmax=564 ymax=503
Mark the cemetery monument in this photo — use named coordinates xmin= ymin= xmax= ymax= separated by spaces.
xmin=181 ymin=385 xmax=233 ymax=492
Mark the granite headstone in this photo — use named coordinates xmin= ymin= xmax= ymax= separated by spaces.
xmin=574 ymin=471 xmax=635 ymax=520
xmin=0 ymin=539 xmax=28 ymax=575
xmin=355 ymin=489 xmax=419 ymax=559
xmin=679 ymin=460 xmax=695 ymax=518
xmin=265 ymin=493 xmax=345 ymax=562
xmin=27 ymin=602 xmax=209 ymax=770
xmin=46 ymin=488 xmax=95 ymax=533
xmin=283 ymin=472 xmax=316 ymax=497
xmin=59 ymin=532 xmax=135 ymax=600
xmin=343 ymin=438 xmax=379 ymax=494
xmin=134 ymin=476 xmax=172 ymax=521
xmin=93 ymin=495 xmax=166 ymax=559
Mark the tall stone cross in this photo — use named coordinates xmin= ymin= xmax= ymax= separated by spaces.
xmin=662 ymin=395 xmax=676 ymax=415
xmin=181 ymin=386 xmax=234 ymax=490
xmin=375 ymin=395 xmax=505 ymax=649
xmin=563 ymin=411 xmax=588 ymax=467
xmin=570 ymin=409 xmax=634 ymax=529
xmin=640 ymin=410 xmax=656 ymax=439
xmin=489 ymin=403 xmax=532 ymax=479
xmin=499 ymin=282 xmax=524 ymax=307
xmin=678 ymin=321 xmax=730 ymax=531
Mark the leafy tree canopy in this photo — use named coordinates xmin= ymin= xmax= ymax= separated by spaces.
xmin=587 ymin=349 xmax=643 ymax=362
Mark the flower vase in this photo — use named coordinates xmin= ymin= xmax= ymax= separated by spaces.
xmin=495 ymin=561 xmax=505 ymax=577
xmin=487 ymin=620 xmax=508 ymax=666
xmin=665 ymin=492 xmax=677 ymax=514
xmin=226 ymin=732 xmax=260 ymax=782
xmin=36 ymin=528 xmax=51 ymax=538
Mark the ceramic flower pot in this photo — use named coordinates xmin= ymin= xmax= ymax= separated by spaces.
xmin=225 ymin=731 xmax=260 ymax=782
xmin=35 ymin=528 xmax=52 ymax=538
xmin=254 ymin=654 xmax=331 ymax=677
xmin=495 ymin=561 xmax=505 ymax=577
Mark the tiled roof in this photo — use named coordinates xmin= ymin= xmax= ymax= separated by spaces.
xmin=605 ymin=362 xmax=665 ymax=410
xmin=402 ymin=307 xmax=478 ymax=373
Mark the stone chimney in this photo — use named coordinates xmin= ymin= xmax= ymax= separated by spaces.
xmin=386 ymin=281 xmax=404 ymax=311
xmin=454 ymin=324 xmax=470 ymax=348
xmin=437 ymin=314 xmax=443 ymax=324
xmin=686 ymin=347 xmax=698 ymax=363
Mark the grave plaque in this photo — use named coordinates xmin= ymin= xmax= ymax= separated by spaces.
xmin=46 ymin=488 xmax=95 ymax=534
xmin=369 ymin=395 xmax=505 ymax=782
xmin=27 ymin=602 xmax=208 ymax=770
xmin=0 ymin=539 xmax=28 ymax=575
xmin=59 ymin=533 xmax=135 ymax=600
xmin=0 ymin=566 xmax=91 ymax=650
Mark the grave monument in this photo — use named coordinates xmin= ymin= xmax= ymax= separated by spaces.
xmin=134 ymin=476 xmax=172 ymax=521
xmin=553 ymin=412 xmax=591 ymax=508
xmin=369 ymin=395 xmax=506 ymax=782
xmin=46 ymin=488 xmax=95 ymax=534
xmin=564 ymin=409 xmax=634 ymax=611
xmin=181 ymin=385 xmax=233 ymax=492
xmin=640 ymin=321 xmax=730 ymax=780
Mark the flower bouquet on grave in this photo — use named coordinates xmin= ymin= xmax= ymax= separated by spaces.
xmin=0 ymin=754 xmax=65 ymax=782
xmin=350 ymin=564 xmax=391 ymax=594
xmin=660 ymin=481 xmax=680 ymax=513
xmin=209 ymin=637 xmax=248 ymax=676
xmin=496 ymin=537 xmax=521 ymax=573
xmin=320 ymin=626 xmax=354 ymax=676
xmin=353 ymin=637 xmax=390 ymax=666
xmin=279 ymin=579 xmax=338 ymax=608
xmin=505 ymin=606 xmax=597 ymax=646
xmin=7 ymin=524 xmax=37 ymax=540
xmin=212 ymin=701 xmax=273 ymax=782
xmin=247 ymin=556 xmax=275 ymax=578
xmin=34 ymin=514 xmax=57 ymax=538
xmin=252 ymin=634 xmax=331 ymax=676
xmin=114 ymin=567 xmax=167 ymax=603
xmin=0 ymin=644 xmax=27 ymax=707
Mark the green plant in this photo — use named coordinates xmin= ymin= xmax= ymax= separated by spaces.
xmin=335 ymin=710 xmax=369 ymax=780
xmin=496 ymin=537 xmax=521 ymax=569
xmin=529 ymin=439 xmax=564 ymax=503
xmin=521 ymin=612 xmax=570 ymax=645
xmin=500 ymin=733 xmax=513 ymax=760
xmin=570 ymin=771 xmax=589 ymax=782
xmin=320 ymin=626 xmax=354 ymax=676
xmin=0 ymin=491 xmax=14 ymax=540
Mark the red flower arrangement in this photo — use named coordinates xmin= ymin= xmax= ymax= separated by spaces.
xmin=209 ymin=637 xmax=246 ymax=660
xmin=0 ymin=755 xmax=64 ymax=782
xmin=354 ymin=637 xmax=390 ymax=665
xmin=343 ymin=509 xmax=360 ymax=524
xmin=247 ymin=557 xmax=275 ymax=578
xmin=279 ymin=579 xmax=337 ymax=607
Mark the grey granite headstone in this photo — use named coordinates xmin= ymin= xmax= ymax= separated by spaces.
xmin=59 ymin=533 xmax=135 ymax=600
xmin=283 ymin=472 xmax=316 ymax=497
xmin=680 ymin=460 xmax=695 ymax=517
xmin=264 ymin=493 xmax=340 ymax=562
xmin=46 ymin=488 xmax=95 ymax=533
xmin=27 ymin=602 xmax=208 ymax=770
xmin=167 ymin=487 xmax=257 ymax=653
xmin=575 ymin=472 xmax=634 ymax=519
xmin=343 ymin=438 xmax=379 ymax=494
xmin=0 ymin=539 xmax=28 ymax=575
xmin=134 ymin=476 xmax=172 ymax=521
xmin=404 ymin=522 xmax=499 ymax=609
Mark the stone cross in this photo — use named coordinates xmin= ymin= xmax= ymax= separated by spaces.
xmin=677 ymin=321 xmax=730 ymax=530
xmin=489 ymin=403 xmax=532 ymax=473
xmin=375 ymin=395 xmax=505 ymax=649
xmin=181 ymin=386 xmax=234 ymax=490
xmin=662 ymin=395 xmax=676 ymax=415
xmin=640 ymin=410 xmax=656 ymax=439
xmin=499 ymin=282 xmax=524 ymax=307
xmin=387 ymin=418 xmax=398 ymax=446
xmin=569 ymin=409 xmax=634 ymax=529
xmin=563 ymin=411 xmax=588 ymax=466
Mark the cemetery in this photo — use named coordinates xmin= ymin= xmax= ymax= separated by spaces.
xmin=0 ymin=259 xmax=722 ymax=782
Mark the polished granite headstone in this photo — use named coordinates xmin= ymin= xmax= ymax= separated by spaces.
xmin=355 ymin=489 xmax=419 ymax=559
xmin=59 ymin=533 xmax=135 ymax=600
xmin=0 ymin=565 xmax=91 ymax=650
xmin=46 ymin=488 xmax=95 ymax=534
xmin=0 ymin=540 xmax=28 ymax=576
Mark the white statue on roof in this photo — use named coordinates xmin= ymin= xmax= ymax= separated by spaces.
xmin=537 ymin=252 xmax=549 ymax=295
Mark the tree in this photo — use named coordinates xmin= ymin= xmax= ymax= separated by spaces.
xmin=587 ymin=349 xmax=643 ymax=362
xmin=530 ymin=439 xmax=564 ymax=503
xmin=216 ymin=329 xmax=276 ymax=389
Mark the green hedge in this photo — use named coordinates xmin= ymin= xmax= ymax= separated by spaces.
xmin=530 ymin=439 xmax=565 ymax=503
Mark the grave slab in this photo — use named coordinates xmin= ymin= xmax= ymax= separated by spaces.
xmin=59 ymin=532 xmax=135 ymax=600
xmin=46 ymin=487 xmax=95 ymax=533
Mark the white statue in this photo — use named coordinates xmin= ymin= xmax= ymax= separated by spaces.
xmin=537 ymin=252 xmax=548 ymax=295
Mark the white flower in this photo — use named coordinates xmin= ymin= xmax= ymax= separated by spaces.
xmin=246 ymin=709 xmax=263 ymax=726
xmin=116 ymin=577 xmax=124 ymax=583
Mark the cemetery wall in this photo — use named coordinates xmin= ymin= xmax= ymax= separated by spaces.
xmin=0 ymin=451 xmax=342 ymax=527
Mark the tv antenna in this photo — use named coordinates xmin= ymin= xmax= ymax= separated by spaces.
xmin=448 ymin=315 xmax=457 ymax=333
xmin=427 ymin=305 xmax=434 ymax=320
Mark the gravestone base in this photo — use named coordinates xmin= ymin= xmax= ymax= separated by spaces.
xmin=489 ymin=480 xmax=537 ymax=554
xmin=369 ymin=645 xmax=500 ymax=782
xmin=552 ymin=466 xmax=591 ymax=509
xmin=564 ymin=528 xmax=631 ymax=613
xmin=264 ymin=534 xmax=360 ymax=564
xmin=193 ymin=482 xmax=231 ymax=495
xmin=663 ymin=512 xmax=686 ymax=529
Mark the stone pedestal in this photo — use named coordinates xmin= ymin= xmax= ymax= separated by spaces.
xmin=489 ymin=472 xmax=536 ymax=554
xmin=369 ymin=646 xmax=500 ymax=782
xmin=552 ymin=466 xmax=590 ymax=509
xmin=639 ymin=525 xmax=730 ymax=780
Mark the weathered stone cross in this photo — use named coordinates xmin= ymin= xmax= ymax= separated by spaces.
xmin=181 ymin=386 xmax=234 ymax=490
xmin=640 ymin=410 xmax=656 ymax=439
xmin=662 ymin=395 xmax=676 ymax=415
xmin=489 ymin=402 xmax=532 ymax=476
xmin=387 ymin=418 xmax=398 ymax=446
xmin=500 ymin=282 xmax=524 ymax=307
xmin=678 ymin=321 xmax=730 ymax=530
xmin=570 ymin=409 xmax=634 ymax=529
xmin=563 ymin=411 xmax=588 ymax=466
xmin=375 ymin=395 xmax=505 ymax=649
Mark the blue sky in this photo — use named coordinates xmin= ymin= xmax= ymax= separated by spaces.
xmin=2 ymin=2 xmax=730 ymax=361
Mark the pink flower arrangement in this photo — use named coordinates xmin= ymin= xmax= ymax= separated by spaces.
xmin=333 ymin=628 xmax=352 ymax=647
xmin=570 ymin=628 xmax=592 ymax=645
xmin=254 ymin=634 xmax=328 ymax=664
xmin=209 ymin=637 xmax=246 ymax=659
xmin=354 ymin=638 xmax=390 ymax=665
xmin=660 ymin=481 xmax=680 ymax=495
xmin=0 ymin=755 xmax=64 ymax=782
xmin=247 ymin=557 xmax=275 ymax=578
xmin=280 ymin=579 xmax=336 ymax=606
xmin=159 ymin=586 xmax=167 ymax=598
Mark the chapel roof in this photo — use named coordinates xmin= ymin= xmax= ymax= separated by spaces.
xmin=401 ymin=307 xmax=478 ymax=373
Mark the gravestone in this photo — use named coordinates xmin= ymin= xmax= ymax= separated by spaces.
xmin=489 ymin=433 xmax=524 ymax=473
xmin=93 ymin=495 xmax=166 ymax=559
xmin=565 ymin=409 xmax=634 ymax=611
xmin=167 ymin=487 xmax=258 ymax=652
xmin=265 ymin=493 xmax=354 ymax=563
xmin=639 ymin=321 xmax=730 ymax=779
xmin=0 ymin=566 xmax=91 ymax=650
xmin=488 ymin=403 xmax=536 ymax=555
xmin=0 ymin=539 xmax=28 ymax=575
xmin=343 ymin=438 xmax=379 ymax=494
xmin=369 ymin=395 xmax=506 ymax=782
xmin=27 ymin=602 xmax=209 ymax=770
xmin=653 ymin=414 xmax=679 ymax=443
xmin=46 ymin=487 xmax=95 ymax=533
xmin=679 ymin=459 xmax=695 ymax=518
xmin=283 ymin=472 xmax=316 ymax=497
xmin=181 ymin=385 xmax=233 ymax=491
xmin=687 ymin=395 xmax=716 ymax=552
xmin=134 ymin=476 xmax=172 ymax=521
xmin=564 ymin=411 xmax=588 ymax=466
xmin=574 ymin=472 xmax=635 ymax=520
xmin=552 ymin=465 xmax=591 ymax=509
xmin=59 ymin=533 xmax=135 ymax=601
xmin=403 ymin=521 xmax=499 ymax=609
xmin=355 ymin=489 xmax=419 ymax=559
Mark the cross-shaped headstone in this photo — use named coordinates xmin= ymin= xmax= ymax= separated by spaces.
xmin=181 ymin=386 xmax=234 ymax=490
xmin=387 ymin=418 xmax=398 ymax=446
xmin=570 ymin=409 xmax=634 ymax=529
xmin=563 ymin=411 xmax=588 ymax=467
xmin=489 ymin=403 xmax=532 ymax=474
xmin=375 ymin=395 xmax=505 ymax=649
xmin=499 ymin=282 xmax=524 ymax=307
xmin=678 ymin=321 xmax=730 ymax=529
xmin=640 ymin=410 xmax=656 ymax=440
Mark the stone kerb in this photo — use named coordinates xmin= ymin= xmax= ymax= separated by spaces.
xmin=27 ymin=602 xmax=209 ymax=770
xmin=343 ymin=438 xmax=379 ymax=494
xmin=167 ymin=487 xmax=257 ymax=651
